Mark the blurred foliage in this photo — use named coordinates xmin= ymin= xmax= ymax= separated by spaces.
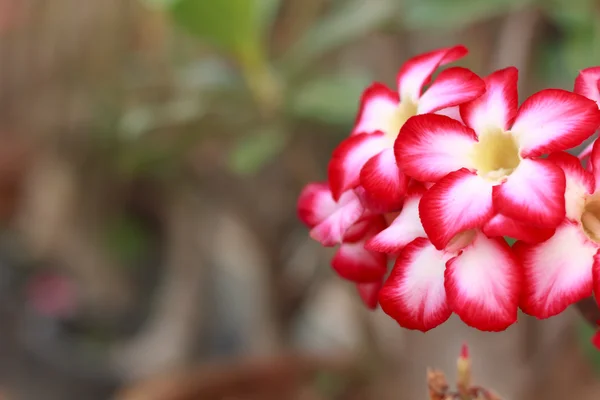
xmin=131 ymin=0 xmax=600 ymax=177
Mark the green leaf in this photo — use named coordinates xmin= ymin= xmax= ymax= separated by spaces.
xmin=104 ymin=215 xmax=153 ymax=267
xmin=256 ymin=0 xmax=282 ymax=38
xmin=281 ymin=0 xmax=398 ymax=76
xmin=139 ymin=0 xmax=179 ymax=8
xmin=228 ymin=126 xmax=289 ymax=175
xmin=169 ymin=0 xmax=262 ymax=61
xmin=401 ymin=0 xmax=530 ymax=30
xmin=290 ymin=72 xmax=373 ymax=126
xmin=504 ymin=237 xmax=516 ymax=247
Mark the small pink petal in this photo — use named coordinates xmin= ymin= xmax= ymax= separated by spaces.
xmin=365 ymin=186 xmax=426 ymax=254
xmin=460 ymin=67 xmax=518 ymax=135
xmin=592 ymin=331 xmax=600 ymax=350
xmin=493 ymin=158 xmax=566 ymax=228
xmin=394 ymin=114 xmax=477 ymax=182
xmin=419 ymin=169 xmax=494 ymax=250
xmin=435 ymin=105 xmax=463 ymax=122
xmin=297 ymin=182 xmax=337 ymax=228
xmin=574 ymin=66 xmax=600 ymax=106
xmin=513 ymin=89 xmax=600 ymax=158
xmin=357 ymin=280 xmax=383 ymax=310
xmin=547 ymin=152 xmax=594 ymax=220
xmin=482 ymin=213 xmax=555 ymax=244
xmin=352 ymin=83 xmax=400 ymax=136
xmin=331 ymin=222 xmax=387 ymax=282
xmin=359 ymin=148 xmax=408 ymax=212
xmin=590 ymin=140 xmax=600 ymax=189
xmin=579 ymin=139 xmax=596 ymax=162
xmin=445 ymin=231 xmax=520 ymax=331
xmin=379 ymin=238 xmax=452 ymax=331
xmin=328 ymin=132 xmax=388 ymax=200
xmin=310 ymin=190 xmax=365 ymax=247
xmin=519 ymin=221 xmax=596 ymax=319
xmin=417 ymin=67 xmax=485 ymax=114
xmin=397 ymin=45 xmax=468 ymax=103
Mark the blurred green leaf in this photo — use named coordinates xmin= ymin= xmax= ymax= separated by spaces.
xmin=139 ymin=0 xmax=179 ymax=8
xmin=504 ymin=237 xmax=516 ymax=246
xmin=290 ymin=72 xmax=373 ymax=126
xmin=104 ymin=215 xmax=152 ymax=267
xmin=228 ymin=126 xmax=289 ymax=175
xmin=281 ymin=0 xmax=398 ymax=76
xmin=401 ymin=0 xmax=531 ymax=30
xmin=170 ymin=0 xmax=264 ymax=66
xmin=577 ymin=320 xmax=600 ymax=374
xmin=537 ymin=5 xmax=600 ymax=88
xmin=256 ymin=0 xmax=282 ymax=38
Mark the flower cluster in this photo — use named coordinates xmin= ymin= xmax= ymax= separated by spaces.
xmin=297 ymin=45 xmax=600 ymax=332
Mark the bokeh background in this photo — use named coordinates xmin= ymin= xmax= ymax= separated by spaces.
xmin=0 ymin=0 xmax=598 ymax=399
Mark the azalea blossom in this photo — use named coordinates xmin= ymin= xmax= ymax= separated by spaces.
xmin=376 ymin=186 xmax=520 ymax=332
xmin=328 ymin=45 xmax=485 ymax=212
xmin=575 ymin=66 xmax=600 ymax=161
xmin=518 ymin=145 xmax=600 ymax=318
xmin=297 ymin=182 xmax=388 ymax=282
xmin=395 ymin=67 xmax=600 ymax=249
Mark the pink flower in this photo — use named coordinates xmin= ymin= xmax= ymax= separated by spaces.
xmin=396 ymin=67 xmax=600 ymax=249
xmin=297 ymin=182 xmax=388 ymax=283
xmin=574 ymin=67 xmax=600 ymax=161
xmin=328 ymin=45 xmax=485 ymax=212
xmin=377 ymin=188 xmax=521 ymax=332
xmin=518 ymin=145 xmax=600 ymax=318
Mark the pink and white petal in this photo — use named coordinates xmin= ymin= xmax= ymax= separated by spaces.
xmin=590 ymin=140 xmax=600 ymax=189
xmin=394 ymin=114 xmax=477 ymax=182
xmin=343 ymin=215 xmax=385 ymax=243
xmin=419 ymin=169 xmax=494 ymax=250
xmin=520 ymin=221 xmax=596 ymax=318
xmin=435 ymin=105 xmax=463 ymax=123
xmin=331 ymin=240 xmax=387 ymax=283
xmin=365 ymin=188 xmax=426 ymax=254
xmin=352 ymin=83 xmax=400 ymax=136
xmin=547 ymin=152 xmax=594 ymax=220
xmin=297 ymin=182 xmax=337 ymax=228
xmin=417 ymin=67 xmax=485 ymax=114
xmin=513 ymin=89 xmax=600 ymax=157
xmin=397 ymin=45 xmax=468 ymax=104
xmin=359 ymin=148 xmax=408 ymax=212
xmin=579 ymin=138 xmax=596 ymax=162
xmin=483 ymin=213 xmax=555 ymax=244
xmin=460 ymin=67 xmax=518 ymax=135
xmin=574 ymin=66 xmax=600 ymax=106
xmin=493 ymin=158 xmax=566 ymax=228
xmin=593 ymin=252 xmax=600 ymax=306
xmin=328 ymin=132 xmax=388 ymax=200
xmin=379 ymin=238 xmax=452 ymax=331
xmin=445 ymin=232 xmax=520 ymax=331
xmin=357 ymin=280 xmax=383 ymax=310
xmin=309 ymin=190 xmax=365 ymax=247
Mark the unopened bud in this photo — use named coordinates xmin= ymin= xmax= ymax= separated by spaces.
xmin=457 ymin=343 xmax=471 ymax=395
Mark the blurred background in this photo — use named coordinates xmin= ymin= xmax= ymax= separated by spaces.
xmin=0 ymin=0 xmax=598 ymax=399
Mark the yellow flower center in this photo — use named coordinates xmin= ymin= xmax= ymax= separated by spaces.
xmin=470 ymin=129 xmax=521 ymax=183
xmin=385 ymin=101 xmax=418 ymax=142
xmin=582 ymin=197 xmax=600 ymax=243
